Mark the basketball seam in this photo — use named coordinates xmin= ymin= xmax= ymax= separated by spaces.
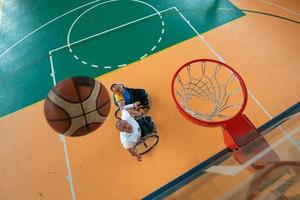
xmin=53 ymin=89 xmax=81 ymax=103
xmin=73 ymin=124 xmax=90 ymax=137
xmin=72 ymin=122 xmax=102 ymax=137
xmin=83 ymin=79 xmax=95 ymax=101
xmin=97 ymin=99 xmax=110 ymax=117
xmin=96 ymin=84 xmax=106 ymax=116
xmin=48 ymin=119 xmax=71 ymax=133
xmin=45 ymin=97 xmax=72 ymax=120
xmin=45 ymin=102 xmax=71 ymax=133
xmin=96 ymin=82 xmax=102 ymax=106
xmin=72 ymin=78 xmax=89 ymax=132
xmin=47 ymin=101 xmax=110 ymax=121
xmin=45 ymin=97 xmax=72 ymax=129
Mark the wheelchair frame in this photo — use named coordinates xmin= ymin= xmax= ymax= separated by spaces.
xmin=133 ymin=121 xmax=159 ymax=155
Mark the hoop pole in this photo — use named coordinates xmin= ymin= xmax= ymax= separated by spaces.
xmin=232 ymin=136 xmax=280 ymax=172
xmin=222 ymin=114 xmax=260 ymax=150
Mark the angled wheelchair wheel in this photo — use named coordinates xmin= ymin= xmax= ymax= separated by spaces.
xmin=135 ymin=94 xmax=151 ymax=118
xmin=137 ymin=95 xmax=151 ymax=116
xmin=115 ymin=108 xmax=122 ymax=120
xmin=135 ymin=121 xmax=158 ymax=155
xmin=134 ymin=134 xmax=159 ymax=155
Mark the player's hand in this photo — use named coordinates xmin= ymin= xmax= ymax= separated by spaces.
xmin=133 ymin=101 xmax=141 ymax=109
xmin=136 ymin=155 xmax=142 ymax=162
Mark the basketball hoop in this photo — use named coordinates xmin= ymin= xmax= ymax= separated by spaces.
xmin=171 ymin=59 xmax=260 ymax=150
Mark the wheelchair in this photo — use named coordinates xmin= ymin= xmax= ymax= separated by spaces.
xmin=114 ymin=93 xmax=151 ymax=120
xmin=133 ymin=116 xmax=159 ymax=155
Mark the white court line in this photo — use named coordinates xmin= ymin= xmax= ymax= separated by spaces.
xmin=175 ymin=8 xmax=281 ymax=133
xmin=247 ymin=90 xmax=299 ymax=148
xmin=151 ymin=45 xmax=157 ymax=51
xmin=50 ymin=6 xmax=175 ymax=53
xmin=63 ymin=10 xmax=160 ymax=52
xmin=175 ymin=6 xmax=275 ymax=120
xmin=91 ymin=64 xmax=99 ymax=68
xmin=0 ymin=0 xmax=3 ymax=21
xmin=49 ymin=52 xmax=76 ymax=200
xmin=175 ymin=8 xmax=225 ymax=62
xmin=258 ymin=0 xmax=300 ymax=16
xmin=0 ymin=0 xmax=110 ymax=58
xmin=118 ymin=64 xmax=126 ymax=68
xmin=140 ymin=53 xmax=148 ymax=59
xmin=158 ymin=37 xmax=162 ymax=43
xmin=175 ymin=6 xmax=300 ymax=175
xmin=49 ymin=53 xmax=57 ymax=86
xmin=60 ymin=135 xmax=76 ymax=200
xmin=49 ymin=6 xmax=173 ymax=70
xmin=65 ymin=0 xmax=167 ymax=68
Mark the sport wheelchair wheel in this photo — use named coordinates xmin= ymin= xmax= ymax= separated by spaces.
xmin=134 ymin=122 xmax=158 ymax=155
xmin=114 ymin=95 xmax=151 ymax=120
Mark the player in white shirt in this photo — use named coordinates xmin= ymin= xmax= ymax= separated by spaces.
xmin=116 ymin=102 xmax=143 ymax=161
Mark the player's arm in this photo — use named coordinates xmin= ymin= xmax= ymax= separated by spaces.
xmin=118 ymin=100 xmax=141 ymax=110
xmin=123 ymin=102 xmax=140 ymax=110
xmin=117 ymin=100 xmax=125 ymax=110
xmin=123 ymin=102 xmax=142 ymax=117
xmin=114 ymin=93 xmax=125 ymax=110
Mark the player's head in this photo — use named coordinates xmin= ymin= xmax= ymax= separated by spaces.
xmin=116 ymin=120 xmax=132 ymax=133
xmin=111 ymin=83 xmax=124 ymax=95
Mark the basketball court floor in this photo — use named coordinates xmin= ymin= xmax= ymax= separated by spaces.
xmin=0 ymin=0 xmax=299 ymax=199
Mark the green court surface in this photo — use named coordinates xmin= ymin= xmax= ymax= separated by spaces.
xmin=0 ymin=0 xmax=244 ymax=117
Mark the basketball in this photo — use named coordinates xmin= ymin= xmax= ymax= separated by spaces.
xmin=44 ymin=76 xmax=111 ymax=137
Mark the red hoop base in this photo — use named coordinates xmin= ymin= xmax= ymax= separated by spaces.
xmin=222 ymin=114 xmax=260 ymax=150
xmin=233 ymin=136 xmax=280 ymax=172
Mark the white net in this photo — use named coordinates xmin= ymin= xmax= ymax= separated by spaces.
xmin=173 ymin=60 xmax=245 ymax=122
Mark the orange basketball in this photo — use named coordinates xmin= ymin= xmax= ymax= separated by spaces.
xmin=44 ymin=76 xmax=111 ymax=137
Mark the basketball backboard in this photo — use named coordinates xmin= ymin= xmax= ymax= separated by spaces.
xmin=143 ymin=101 xmax=300 ymax=200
